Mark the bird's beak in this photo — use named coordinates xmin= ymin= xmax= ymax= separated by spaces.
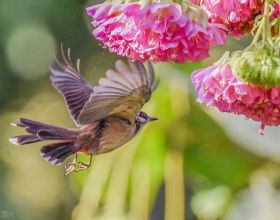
xmin=147 ymin=116 xmax=158 ymax=121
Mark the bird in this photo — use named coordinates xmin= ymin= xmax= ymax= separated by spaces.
xmin=9 ymin=47 xmax=159 ymax=176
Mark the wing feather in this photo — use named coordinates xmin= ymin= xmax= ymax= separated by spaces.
xmin=105 ymin=70 xmax=131 ymax=86
xmin=78 ymin=60 xmax=158 ymax=125
xmin=115 ymin=61 xmax=141 ymax=88
xmin=50 ymin=47 xmax=94 ymax=126
xmin=51 ymin=48 xmax=158 ymax=126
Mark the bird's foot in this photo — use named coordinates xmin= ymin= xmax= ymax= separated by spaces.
xmin=76 ymin=161 xmax=91 ymax=170
xmin=64 ymin=162 xmax=76 ymax=176
xmin=64 ymin=162 xmax=90 ymax=176
xmin=64 ymin=154 xmax=92 ymax=176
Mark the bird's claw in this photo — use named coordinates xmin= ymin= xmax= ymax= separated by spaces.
xmin=64 ymin=163 xmax=76 ymax=176
xmin=76 ymin=162 xmax=91 ymax=170
xmin=64 ymin=154 xmax=92 ymax=176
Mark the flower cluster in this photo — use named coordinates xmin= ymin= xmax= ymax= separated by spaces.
xmin=87 ymin=0 xmax=280 ymax=134
xmin=192 ymin=0 xmax=263 ymax=38
xmin=191 ymin=64 xmax=280 ymax=134
xmin=87 ymin=2 xmax=226 ymax=63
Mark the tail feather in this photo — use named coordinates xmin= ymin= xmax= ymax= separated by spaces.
xmin=37 ymin=129 xmax=75 ymax=140
xmin=16 ymin=118 xmax=65 ymax=134
xmin=10 ymin=118 xmax=79 ymax=165
xmin=40 ymin=142 xmax=71 ymax=156
xmin=10 ymin=118 xmax=77 ymax=145
xmin=9 ymin=135 xmax=40 ymax=145
xmin=40 ymin=142 xmax=78 ymax=165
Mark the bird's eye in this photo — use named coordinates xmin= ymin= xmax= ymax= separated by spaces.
xmin=140 ymin=112 xmax=146 ymax=118
xmin=136 ymin=112 xmax=147 ymax=123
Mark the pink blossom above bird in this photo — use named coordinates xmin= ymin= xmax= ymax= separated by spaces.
xmin=86 ymin=2 xmax=227 ymax=63
xmin=191 ymin=0 xmax=263 ymax=38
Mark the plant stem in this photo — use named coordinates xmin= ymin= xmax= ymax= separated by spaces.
xmin=73 ymin=153 xmax=115 ymax=220
xmin=262 ymin=0 xmax=271 ymax=47
xmin=246 ymin=18 xmax=265 ymax=50
xmin=213 ymin=51 xmax=230 ymax=66
xmin=103 ymin=138 xmax=140 ymax=218
xmin=245 ymin=0 xmax=273 ymax=50
xmin=164 ymin=150 xmax=185 ymax=220
xmin=129 ymin=161 xmax=150 ymax=220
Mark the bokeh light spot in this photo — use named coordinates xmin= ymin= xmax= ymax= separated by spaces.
xmin=5 ymin=24 xmax=56 ymax=80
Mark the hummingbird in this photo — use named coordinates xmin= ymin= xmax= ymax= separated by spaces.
xmin=9 ymin=48 xmax=159 ymax=175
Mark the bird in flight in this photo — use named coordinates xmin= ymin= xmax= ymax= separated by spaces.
xmin=9 ymin=47 xmax=159 ymax=175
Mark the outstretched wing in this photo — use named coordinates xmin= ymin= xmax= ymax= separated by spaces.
xmin=78 ymin=60 xmax=159 ymax=125
xmin=50 ymin=47 xmax=94 ymax=126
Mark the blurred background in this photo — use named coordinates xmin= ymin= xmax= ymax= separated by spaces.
xmin=1 ymin=0 xmax=280 ymax=220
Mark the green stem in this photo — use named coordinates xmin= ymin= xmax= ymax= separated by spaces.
xmin=128 ymin=161 xmax=150 ymax=220
xmin=246 ymin=18 xmax=265 ymax=50
xmin=73 ymin=154 xmax=115 ymax=220
xmin=214 ymin=51 xmax=230 ymax=66
xmin=262 ymin=0 xmax=271 ymax=47
xmin=245 ymin=0 xmax=272 ymax=50
xmin=164 ymin=150 xmax=185 ymax=220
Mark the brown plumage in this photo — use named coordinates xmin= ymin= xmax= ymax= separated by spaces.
xmin=77 ymin=116 xmax=135 ymax=154
xmin=9 ymin=47 xmax=159 ymax=175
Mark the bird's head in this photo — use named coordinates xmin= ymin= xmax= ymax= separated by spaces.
xmin=135 ymin=112 xmax=158 ymax=125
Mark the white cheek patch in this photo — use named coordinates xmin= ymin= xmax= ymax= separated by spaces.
xmin=140 ymin=117 xmax=146 ymax=123
xmin=136 ymin=116 xmax=146 ymax=123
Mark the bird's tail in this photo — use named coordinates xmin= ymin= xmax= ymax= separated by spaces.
xmin=40 ymin=141 xmax=78 ymax=165
xmin=9 ymin=118 xmax=79 ymax=165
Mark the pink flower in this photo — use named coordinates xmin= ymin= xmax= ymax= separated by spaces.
xmin=192 ymin=0 xmax=262 ymax=38
xmin=272 ymin=2 xmax=280 ymax=18
xmin=191 ymin=64 xmax=280 ymax=134
xmin=86 ymin=2 xmax=227 ymax=63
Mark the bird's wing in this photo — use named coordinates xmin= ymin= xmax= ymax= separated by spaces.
xmin=50 ymin=47 xmax=94 ymax=127
xmin=78 ymin=60 xmax=159 ymax=125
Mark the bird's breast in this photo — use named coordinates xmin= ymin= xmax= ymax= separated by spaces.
xmin=77 ymin=117 xmax=136 ymax=155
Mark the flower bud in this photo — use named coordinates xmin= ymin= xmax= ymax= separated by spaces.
xmin=229 ymin=46 xmax=280 ymax=87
